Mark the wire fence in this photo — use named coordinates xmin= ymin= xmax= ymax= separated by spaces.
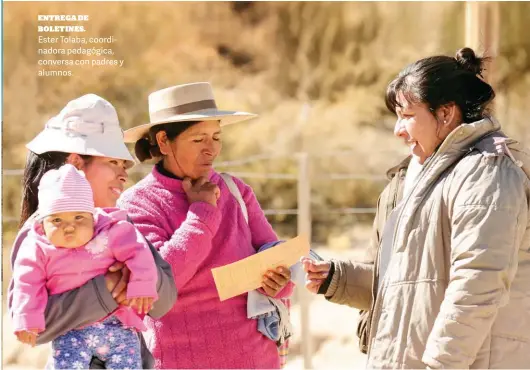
xmin=2 ymin=151 xmax=389 ymax=370
xmin=2 ymin=151 xmax=387 ymax=224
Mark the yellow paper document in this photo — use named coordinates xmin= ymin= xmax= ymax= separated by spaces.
xmin=211 ymin=235 xmax=310 ymax=301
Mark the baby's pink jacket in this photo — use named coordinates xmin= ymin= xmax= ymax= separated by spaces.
xmin=11 ymin=208 xmax=158 ymax=333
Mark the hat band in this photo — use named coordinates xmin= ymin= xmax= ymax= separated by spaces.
xmin=150 ymin=99 xmax=217 ymax=122
xmin=45 ymin=118 xmax=105 ymax=138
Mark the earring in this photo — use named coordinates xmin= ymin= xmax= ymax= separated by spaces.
xmin=444 ymin=120 xmax=447 ymax=124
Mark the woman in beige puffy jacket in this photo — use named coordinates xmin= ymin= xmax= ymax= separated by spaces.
xmin=303 ymin=47 xmax=530 ymax=369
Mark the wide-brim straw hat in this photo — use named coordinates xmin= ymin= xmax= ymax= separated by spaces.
xmin=26 ymin=94 xmax=136 ymax=168
xmin=123 ymin=82 xmax=257 ymax=143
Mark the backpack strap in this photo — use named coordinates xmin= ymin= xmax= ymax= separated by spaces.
xmin=221 ymin=174 xmax=294 ymax=349
xmin=220 ymin=173 xmax=249 ymax=224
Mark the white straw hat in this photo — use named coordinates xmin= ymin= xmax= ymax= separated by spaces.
xmin=26 ymin=94 xmax=136 ymax=168
xmin=123 ymin=82 xmax=257 ymax=143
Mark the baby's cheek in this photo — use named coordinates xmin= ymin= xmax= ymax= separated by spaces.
xmin=78 ymin=226 xmax=95 ymax=245
xmin=47 ymin=230 xmax=64 ymax=246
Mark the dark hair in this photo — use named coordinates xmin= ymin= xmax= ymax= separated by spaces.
xmin=20 ymin=151 xmax=92 ymax=227
xmin=385 ymin=47 xmax=495 ymax=123
xmin=134 ymin=121 xmax=200 ymax=162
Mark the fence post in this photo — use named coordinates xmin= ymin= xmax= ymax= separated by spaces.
xmin=465 ymin=1 xmax=500 ymax=85
xmin=297 ymin=152 xmax=313 ymax=369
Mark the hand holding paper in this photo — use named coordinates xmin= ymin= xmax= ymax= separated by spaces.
xmin=261 ymin=266 xmax=291 ymax=297
xmin=211 ymin=235 xmax=310 ymax=301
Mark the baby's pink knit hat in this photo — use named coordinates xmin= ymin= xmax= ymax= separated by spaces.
xmin=38 ymin=164 xmax=95 ymax=218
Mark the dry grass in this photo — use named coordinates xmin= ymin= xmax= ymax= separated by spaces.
xmin=3 ymin=0 xmax=530 ymax=259
xmin=2 ymin=2 xmax=530 ymax=368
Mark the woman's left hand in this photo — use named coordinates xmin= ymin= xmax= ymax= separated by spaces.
xmin=261 ymin=266 xmax=291 ymax=297
xmin=106 ymin=262 xmax=131 ymax=305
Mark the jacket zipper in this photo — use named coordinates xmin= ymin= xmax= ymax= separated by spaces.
xmin=366 ymin=168 xmax=404 ymax=355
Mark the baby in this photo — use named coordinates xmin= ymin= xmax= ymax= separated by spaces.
xmin=11 ymin=164 xmax=158 ymax=369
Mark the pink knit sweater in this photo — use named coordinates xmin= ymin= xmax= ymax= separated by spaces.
xmin=118 ymin=166 xmax=293 ymax=369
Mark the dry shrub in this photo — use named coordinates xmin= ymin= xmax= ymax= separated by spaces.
xmin=3 ymin=2 xmax=530 ymax=249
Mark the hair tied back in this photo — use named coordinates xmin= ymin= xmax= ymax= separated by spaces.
xmin=455 ymin=47 xmax=485 ymax=77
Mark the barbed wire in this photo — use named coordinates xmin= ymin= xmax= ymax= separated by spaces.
xmin=3 ymin=169 xmax=387 ymax=181
xmin=3 ymin=207 xmax=378 ymax=223
xmin=2 ymin=152 xmax=386 ymax=223
xmin=3 ymin=148 xmax=403 ymax=174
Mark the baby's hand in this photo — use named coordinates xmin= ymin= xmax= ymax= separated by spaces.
xmin=16 ymin=329 xmax=39 ymax=347
xmin=129 ymin=297 xmax=154 ymax=314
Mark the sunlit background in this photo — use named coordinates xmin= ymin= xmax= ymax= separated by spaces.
xmin=3 ymin=2 xmax=529 ymax=368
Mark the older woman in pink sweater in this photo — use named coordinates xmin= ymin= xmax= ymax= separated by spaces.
xmin=118 ymin=83 xmax=293 ymax=369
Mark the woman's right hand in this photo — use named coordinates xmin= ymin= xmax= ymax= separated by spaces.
xmin=183 ymin=176 xmax=220 ymax=207
xmin=105 ymin=262 xmax=131 ymax=305
xmin=301 ymin=257 xmax=332 ymax=294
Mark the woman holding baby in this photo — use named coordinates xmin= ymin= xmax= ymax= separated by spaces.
xmin=8 ymin=94 xmax=177 ymax=368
